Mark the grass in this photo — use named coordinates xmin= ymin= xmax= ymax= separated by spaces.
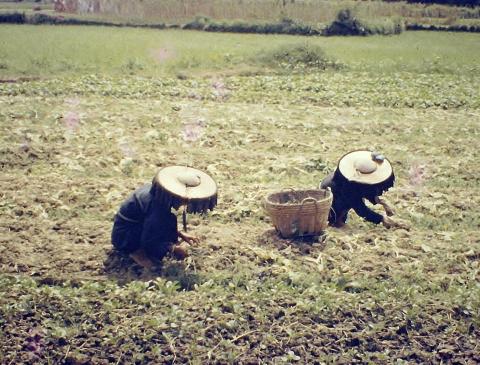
xmin=0 ymin=25 xmax=479 ymax=77
xmin=0 ymin=24 xmax=479 ymax=363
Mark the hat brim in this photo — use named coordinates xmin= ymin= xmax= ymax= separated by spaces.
xmin=338 ymin=150 xmax=393 ymax=185
xmin=155 ymin=166 xmax=217 ymax=200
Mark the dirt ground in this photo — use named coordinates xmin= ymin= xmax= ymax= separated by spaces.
xmin=1 ymin=86 xmax=479 ymax=363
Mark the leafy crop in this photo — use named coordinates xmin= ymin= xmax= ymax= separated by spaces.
xmin=0 ymin=71 xmax=477 ymax=109
xmin=0 ymin=24 xmax=479 ymax=363
xmin=255 ymin=43 xmax=342 ymax=71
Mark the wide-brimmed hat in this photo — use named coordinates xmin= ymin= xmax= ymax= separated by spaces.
xmin=338 ymin=150 xmax=393 ymax=185
xmin=153 ymin=165 xmax=217 ymax=213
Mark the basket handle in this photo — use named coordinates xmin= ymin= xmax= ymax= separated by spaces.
xmin=301 ymin=197 xmax=317 ymax=205
xmin=299 ymin=197 xmax=318 ymax=218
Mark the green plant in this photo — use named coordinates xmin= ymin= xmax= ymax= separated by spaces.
xmin=325 ymin=8 xmax=367 ymax=36
xmin=182 ymin=15 xmax=210 ymax=30
xmin=122 ymin=58 xmax=145 ymax=74
xmin=256 ymin=42 xmax=341 ymax=71
xmin=325 ymin=8 xmax=404 ymax=36
xmin=0 ymin=12 xmax=26 ymax=24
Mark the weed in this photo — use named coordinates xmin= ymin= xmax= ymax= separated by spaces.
xmin=256 ymin=43 xmax=342 ymax=71
xmin=122 ymin=58 xmax=145 ymax=74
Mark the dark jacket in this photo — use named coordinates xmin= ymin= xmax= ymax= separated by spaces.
xmin=111 ymin=184 xmax=178 ymax=258
xmin=321 ymin=169 xmax=395 ymax=225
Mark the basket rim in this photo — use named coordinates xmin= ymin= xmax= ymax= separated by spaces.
xmin=264 ymin=188 xmax=332 ymax=208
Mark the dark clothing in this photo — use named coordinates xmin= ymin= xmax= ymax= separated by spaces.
xmin=111 ymin=184 xmax=178 ymax=260
xmin=321 ymin=169 xmax=395 ymax=226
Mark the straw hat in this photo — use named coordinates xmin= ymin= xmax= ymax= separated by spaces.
xmin=153 ymin=166 xmax=217 ymax=214
xmin=338 ymin=150 xmax=393 ymax=185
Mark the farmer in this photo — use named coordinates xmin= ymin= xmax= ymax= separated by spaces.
xmin=320 ymin=150 xmax=407 ymax=229
xmin=111 ymin=166 xmax=217 ymax=269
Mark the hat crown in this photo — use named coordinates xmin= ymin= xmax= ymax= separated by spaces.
xmin=354 ymin=158 xmax=377 ymax=174
xmin=177 ymin=171 xmax=201 ymax=187
xmin=338 ymin=150 xmax=393 ymax=185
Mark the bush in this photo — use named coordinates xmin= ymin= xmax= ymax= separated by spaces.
xmin=184 ymin=16 xmax=322 ymax=36
xmin=256 ymin=43 xmax=342 ymax=71
xmin=29 ymin=13 xmax=62 ymax=24
xmin=324 ymin=9 xmax=366 ymax=36
xmin=0 ymin=12 xmax=26 ymax=24
xmin=362 ymin=18 xmax=406 ymax=35
xmin=407 ymin=23 xmax=480 ymax=32
xmin=325 ymin=9 xmax=404 ymax=36
xmin=0 ymin=12 xmax=166 ymax=29
xmin=406 ymin=0 xmax=480 ymax=6
xmin=182 ymin=16 xmax=210 ymax=30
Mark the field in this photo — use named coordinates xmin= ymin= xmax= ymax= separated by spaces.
xmin=0 ymin=0 xmax=480 ymax=24
xmin=1 ymin=25 xmax=480 ymax=363
xmin=2 ymin=0 xmax=480 ymax=30
xmin=1 ymin=25 xmax=480 ymax=77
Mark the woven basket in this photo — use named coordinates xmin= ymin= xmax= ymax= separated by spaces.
xmin=264 ymin=189 xmax=332 ymax=238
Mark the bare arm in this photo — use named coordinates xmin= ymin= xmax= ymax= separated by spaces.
xmin=374 ymin=196 xmax=395 ymax=216
xmin=382 ymin=215 xmax=410 ymax=230
xmin=178 ymin=231 xmax=200 ymax=245
xmin=352 ymin=198 xmax=383 ymax=224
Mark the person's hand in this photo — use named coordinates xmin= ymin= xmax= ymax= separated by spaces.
xmin=179 ymin=231 xmax=200 ymax=245
xmin=382 ymin=215 xmax=395 ymax=228
xmin=382 ymin=215 xmax=410 ymax=230
xmin=383 ymin=205 xmax=395 ymax=217
xmin=375 ymin=196 xmax=395 ymax=216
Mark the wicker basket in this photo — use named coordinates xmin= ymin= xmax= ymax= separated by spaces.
xmin=264 ymin=189 xmax=332 ymax=238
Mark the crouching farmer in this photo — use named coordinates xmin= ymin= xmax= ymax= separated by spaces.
xmin=111 ymin=166 xmax=217 ymax=269
xmin=321 ymin=150 xmax=407 ymax=229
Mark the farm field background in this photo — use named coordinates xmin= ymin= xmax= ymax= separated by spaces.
xmin=1 ymin=24 xmax=479 ymax=363
xmin=1 ymin=26 xmax=480 ymax=77
xmin=2 ymin=0 xmax=480 ymax=28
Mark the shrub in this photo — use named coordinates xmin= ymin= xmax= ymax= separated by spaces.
xmin=406 ymin=23 xmax=480 ymax=32
xmin=29 ymin=13 xmax=62 ymax=24
xmin=325 ymin=8 xmax=404 ymax=36
xmin=182 ymin=16 xmax=210 ymax=30
xmin=362 ymin=17 xmax=406 ymax=35
xmin=0 ymin=12 xmax=166 ymax=29
xmin=184 ymin=16 xmax=322 ymax=36
xmin=406 ymin=0 xmax=480 ymax=6
xmin=256 ymin=43 xmax=342 ymax=71
xmin=324 ymin=9 xmax=367 ymax=36
xmin=0 ymin=12 xmax=26 ymax=24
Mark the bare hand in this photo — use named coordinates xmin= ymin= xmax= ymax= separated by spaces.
xmin=179 ymin=232 xmax=200 ymax=245
xmin=382 ymin=215 xmax=410 ymax=230
xmin=383 ymin=206 xmax=395 ymax=217
xmin=375 ymin=196 xmax=395 ymax=216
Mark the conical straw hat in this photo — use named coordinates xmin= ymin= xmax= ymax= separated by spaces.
xmin=153 ymin=166 xmax=217 ymax=213
xmin=338 ymin=150 xmax=393 ymax=185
